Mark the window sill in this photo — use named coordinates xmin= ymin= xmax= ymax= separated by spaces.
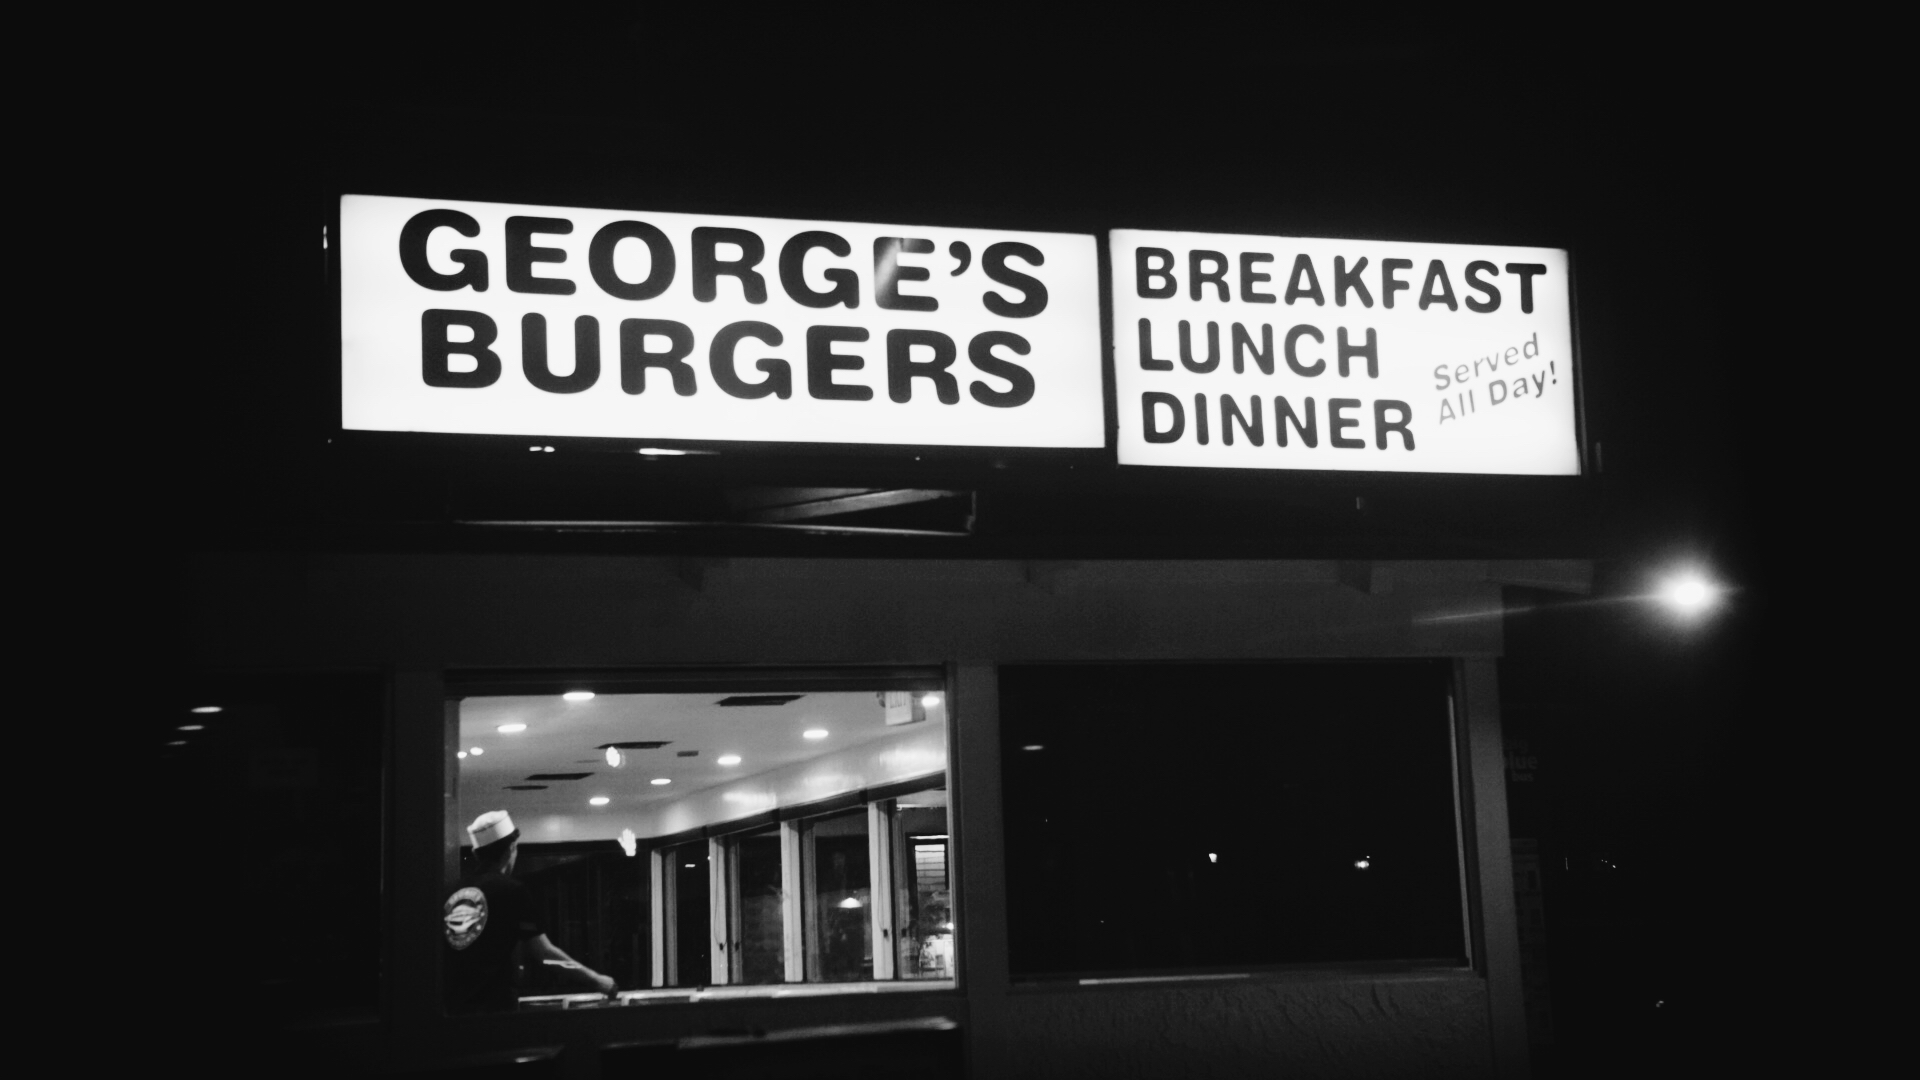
xmin=520 ymin=978 xmax=958 ymax=1009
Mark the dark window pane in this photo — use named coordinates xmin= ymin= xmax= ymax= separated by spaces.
xmin=148 ymin=673 xmax=386 ymax=1021
xmin=733 ymin=828 xmax=785 ymax=984
xmin=806 ymin=809 xmax=872 ymax=982
xmin=674 ymin=843 xmax=711 ymax=986
xmin=1001 ymin=662 xmax=1465 ymax=980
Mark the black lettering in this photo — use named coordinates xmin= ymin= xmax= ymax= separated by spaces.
xmin=1239 ymin=252 xmax=1275 ymax=303
xmin=1190 ymin=250 xmax=1229 ymax=301
xmin=1285 ymin=254 xmax=1325 ymax=306
xmin=1193 ymin=393 xmax=1210 ymax=444
xmin=779 ymin=231 xmax=859 ymax=309
xmin=1375 ymin=400 xmax=1415 ymax=450
xmin=968 ymin=331 xmax=1035 ymax=408
xmin=1335 ymin=256 xmax=1372 ymax=308
xmin=618 ymin=318 xmax=697 ymax=395
xmin=887 ymin=328 xmax=960 ymax=404
xmin=1222 ymin=394 xmax=1264 ymax=446
xmin=1139 ymin=319 xmax=1174 ymax=371
xmin=709 ymin=321 xmax=791 ymax=400
xmin=1142 ymin=391 xmax=1184 ymax=443
xmin=1329 ymin=398 xmax=1364 ymax=447
xmin=1418 ymin=260 xmax=1458 ymax=311
xmin=421 ymin=309 xmax=500 ymax=388
xmin=874 ymin=237 xmax=936 ymax=312
xmin=1464 ymin=261 xmax=1501 ymax=313
xmin=587 ymin=220 xmax=674 ymax=301
xmin=1381 ymin=258 xmax=1412 ymax=309
xmin=521 ymin=313 xmax=599 ymax=394
xmin=1179 ymin=321 xmax=1220 ymax=373
xmin=806 ymin=325 xmax=873 ymax=401
xmin=1232 ymin=323 xmax=1273 ymax=375
xmin=1284 ymin=325 xmax=1325 ymax=377
xmin=1505 ymin=263 xmax=1548 ymax=313
xmin=1274 ymin=396 xmax=1317 ymax=447
xmin=399 ymin=209 xmax=487 ymax=292
xmin=692 ymin=227 xmax=768 ymax=303
xmin=1337 ymin=327 xmax=1379 ymax=378
xmin=1137 ymin=247 xmax=1177 ymax=299
xmin=505 ymin=216 xmax=575 ymax=295
xmin=982 ymin=242 xmax=1048 ymax=317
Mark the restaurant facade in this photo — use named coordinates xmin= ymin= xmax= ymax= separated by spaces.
xmin=154 ymin=87 xmax=1625 ymax=1078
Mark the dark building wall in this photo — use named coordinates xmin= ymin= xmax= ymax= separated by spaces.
xmin=184 ymin=553 xmax=1535 ymax=1077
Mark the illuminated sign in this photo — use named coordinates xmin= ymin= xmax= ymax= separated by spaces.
xmin=1110 ymin=229 xmax=1579 ymax=474
xmin=340 ymin=195 xmax=1104 ymax=449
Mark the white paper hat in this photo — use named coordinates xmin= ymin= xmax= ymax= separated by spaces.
xmin=468 ymin=810 xmax=518 ymax=850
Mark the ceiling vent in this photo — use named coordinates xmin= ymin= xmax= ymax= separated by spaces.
xmin=596 ymin=741 xmax=671 ymax=750
xmin=716 ymin=694 xmax=804 ymax=707
xmin=505 ymin=784 xmax=548 ymax=791
xmin=526 ymin=772 xmax=593 ymax=781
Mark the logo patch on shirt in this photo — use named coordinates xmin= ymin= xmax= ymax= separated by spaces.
xmin=444 ymin=886 xmax=488 ymax=950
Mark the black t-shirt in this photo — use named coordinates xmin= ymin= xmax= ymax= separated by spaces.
xmin=442 ymin=869 xmax=540 ymax=1013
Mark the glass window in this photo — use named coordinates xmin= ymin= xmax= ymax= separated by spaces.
xmin=1000 ymin=662 xmax=1465 ymax=981
xmin=148 ymin=673 xmax=386 ymax=1024
xmin=447 ymin=679 xmax=953 ymax=1011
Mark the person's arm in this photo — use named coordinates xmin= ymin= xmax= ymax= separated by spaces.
xmin=524 ymin=933 xmax=617 ymax=995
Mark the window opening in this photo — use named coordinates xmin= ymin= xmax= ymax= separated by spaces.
xmin=447 ymin=678 xmax=952 ymax=1011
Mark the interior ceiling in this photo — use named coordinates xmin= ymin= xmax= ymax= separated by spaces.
xmin=458 ymin=691 xmax=940 ymax=829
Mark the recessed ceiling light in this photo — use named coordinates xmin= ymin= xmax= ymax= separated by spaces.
xmin=605 ymin=747 xmax=625 ymax=768
xmin=1022 ymin=744 xmax=1044 ymax=751
xmin=191 ymin=706 xmax=222 ymax=714
xmin=497 ymin=723 xmax=527 ymax=734
xmin=166 ymin=739 xmax=188 ymax=747
xmin=717 ymin=754 xmax=742 ymax=766
xmin=178 ymin=724 xmax=204 ymax=732
xmin=468 ymin=747 xmax=484 ymax=756
xmin=457 ymin=751 xmax=468 ymax=759
xmin=838 ymin=896 xmax=863 ymax=909
xmin=920 ymin=693 xmax=942 ymax=707
xmin=650 ymin=778 xmax=671 ymax=786
xmin=803 ymin=728 xmax=829 ymax=740
xmin=589 ymin=796 xmax=610 ymax=806
xmin=563 ymin=691 xmax=595 ymax=702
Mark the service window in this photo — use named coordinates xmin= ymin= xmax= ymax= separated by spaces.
xmin=445 ymin=677 xmax=953 ymax=1013
xmin=1000 ymin=662 xmax=1467 ymax=981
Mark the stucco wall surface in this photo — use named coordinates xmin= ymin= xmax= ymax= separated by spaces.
xmin=996 ymin=975 xmax=1492 ymax=1079
xmin=185 ymin=555 xmax=1506 ymax=667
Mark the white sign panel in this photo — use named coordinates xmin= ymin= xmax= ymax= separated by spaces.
xmin=1111 ymin=229 xmax=1579 ymax=474
xmin=340 ymin=195 xmax=1104 ymax=448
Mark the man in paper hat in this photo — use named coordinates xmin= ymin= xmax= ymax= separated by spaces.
xmin=443 ymin=809 xmax=617 ymax=1012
